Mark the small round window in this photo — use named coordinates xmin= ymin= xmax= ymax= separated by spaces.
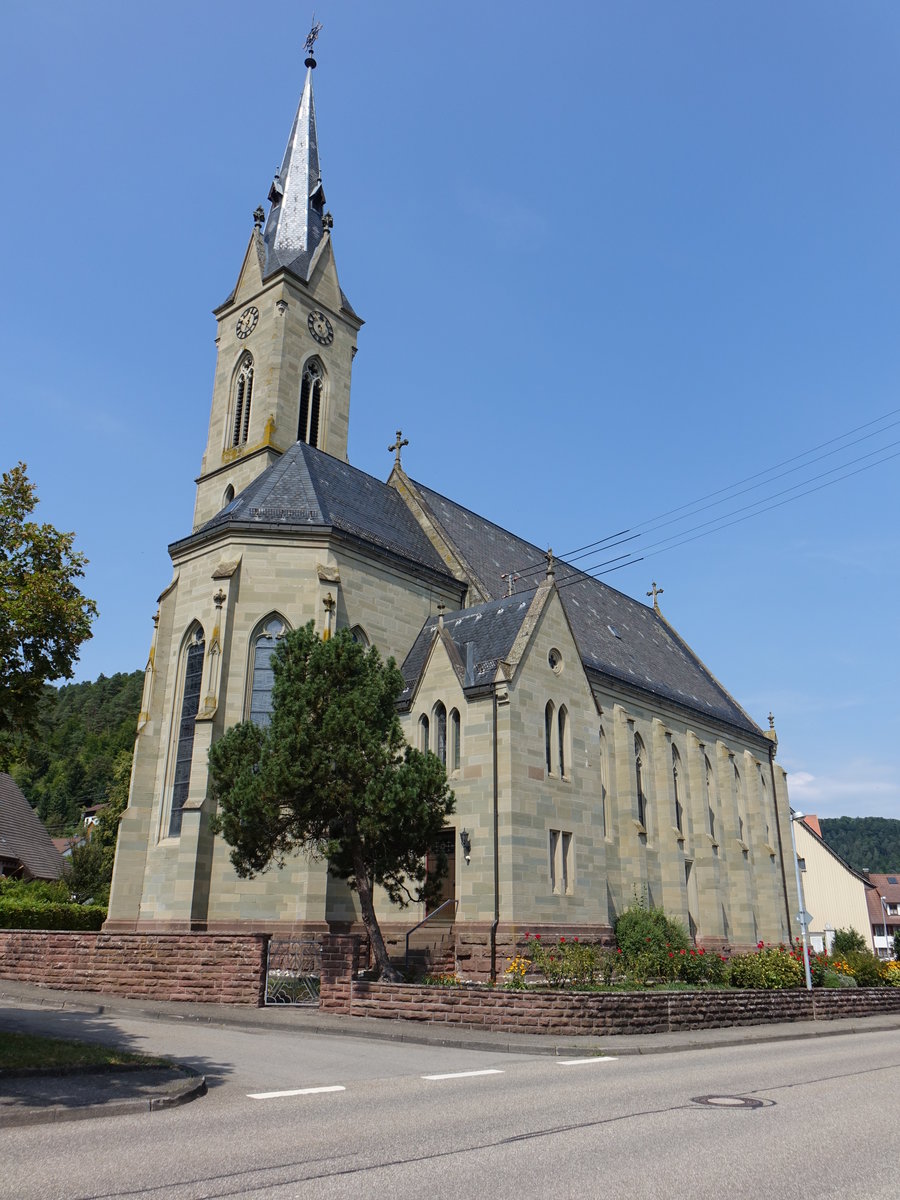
xmin=548 ymin=647 xmax=563 ymax=673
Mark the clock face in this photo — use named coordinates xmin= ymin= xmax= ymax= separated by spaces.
xmin=236 ymin=306 xmax=259 ymax=339
xmin=308 ymin=309 xmax=334 ymax=346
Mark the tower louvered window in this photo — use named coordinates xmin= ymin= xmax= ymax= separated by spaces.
xmin=169 ymin=626 xmax=205 ymax=837
xmin=232 ymin=355 xmax=254 ymax=447
xmin=298 ymin=359 xmax=324 ymax=447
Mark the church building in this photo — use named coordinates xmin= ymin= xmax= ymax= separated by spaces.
xmin=107 ymin=50 xmax=801 ymax=977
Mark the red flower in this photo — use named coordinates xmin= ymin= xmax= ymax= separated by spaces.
xmin=617 ymin=947 xmax=622 ymax=954
xmin=560 ymin=937 xmax=566 ymax=944
xmin=534 ymin=934 xmax=541 ymax=940
xmin=699 ymin=948 xmax=705 ymax=956
xmin=646 ymin=937 xmax=651 ymax=943
xmin=757 ymin=941 xmax=764 ymax=949
xmin=690 ymin=950 xmax=696 ymax=956
xmin=668 ymin=952 xmax=674 ymax=958
xmin=524 ymin=932 xmax=531 ymax=940
xmin=573 ymin=937 xmax=579 ymax=943
xmin=680 ymin=949 xmax=686 ymax=955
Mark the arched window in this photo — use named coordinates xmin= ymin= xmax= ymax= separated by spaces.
xmin=169 ymin=625 xmax=205 ymax=837
xmin=634 ymin=734 xmax=647 ymax=828
xmin=249 ymin=616 xmax=287 ymax=727
xmin=222 ymin=484 xmax=235 ymax=508
xmin=433 ymin=702 xmax=447 ymax=767
xmin=705 ymin=754 xmax=716 ymax=841
xmin=558 ymin=705 xmax=569 ymax=778
xmin=349 ymin=625 xmax=369 ymax=647
xmin=419 ymin=714 xmax=430 ymax=753
xmin=734 ymin=763 xmax=746 ymax=843
xmin=598 ymin=727 xmax=609 ymax=837
xmin=450 ymin=708 xmax=461 ymax=772
xmin=545 ymin=701 xmax=555 ymax=775
xmin=298 ymin=358 xmax=325 ymax=447
xmin=231 ymin=354 xmax=254 ymax=447
xmin=672 ymin=744 xmax=683 ymax=833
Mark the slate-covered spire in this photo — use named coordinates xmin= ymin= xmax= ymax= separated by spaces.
xmin=263 ymin=64 xmax=327 ymax=280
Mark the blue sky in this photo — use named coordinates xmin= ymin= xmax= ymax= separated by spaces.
xmin=3 ymin=3 xmax=898 ymax=821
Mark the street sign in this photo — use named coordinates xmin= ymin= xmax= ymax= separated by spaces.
xmin=796 ymin=910 xmax=813 ymax=926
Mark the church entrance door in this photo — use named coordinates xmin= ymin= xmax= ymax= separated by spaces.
xmin=426 ymin=828 xmax=456 ymax=917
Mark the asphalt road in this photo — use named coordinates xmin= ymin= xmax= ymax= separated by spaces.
xmin=2 ymin=1002 xmax=898 ymax=1200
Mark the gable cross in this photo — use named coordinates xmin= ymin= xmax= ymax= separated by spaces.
xmin=388 ymin=429 xmax=409 ymax=468
xmin=646 ymin=581 xmax=664 ymax=610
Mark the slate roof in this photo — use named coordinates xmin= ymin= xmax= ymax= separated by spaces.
xmin=408 ymin=480 xmax=763 ymax=737
xmin=400 ymin=590 xmax=540 ymax=703
xmin=0 ymin=774 xmax=65 ymax=880
xmin=178 ymin=443 xmax=460 ymax=583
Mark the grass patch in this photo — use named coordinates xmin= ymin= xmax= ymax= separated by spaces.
xmin=0 ymin=1032 xmax=166 ymax=1072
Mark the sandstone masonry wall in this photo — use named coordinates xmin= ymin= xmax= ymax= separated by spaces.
xmin=0 ymin=932 xmax=268 ymax=1005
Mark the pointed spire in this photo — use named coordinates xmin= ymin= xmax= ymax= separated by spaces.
xmin=263 ymin=63 xmax=327 ymax=280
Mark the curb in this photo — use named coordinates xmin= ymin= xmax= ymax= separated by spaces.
xmin=0 ymin=1067 xmax=207 ymax=1129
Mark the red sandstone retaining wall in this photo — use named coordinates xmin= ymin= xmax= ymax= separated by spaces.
xmin=318 ymin=935 xmax=900 ymax=1033
xmin=0 ymin=931 xmax=268 ymax=1005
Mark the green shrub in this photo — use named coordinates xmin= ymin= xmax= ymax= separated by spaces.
xmin=615 ymin=901 xmax=690 ymax=977
xmin=844 ymin=950 xmax=885 ymax=987
xmin=727 ymin=946 xmax=804 ymax=989
xmin=0 ymin=901 xmax=106 ymax=931
xmin=831 ymin=927 xmax=867 ymax=957
xmin=821 ymin=969 xmax=857 ymax=989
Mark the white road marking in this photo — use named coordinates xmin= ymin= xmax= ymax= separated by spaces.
xmin=557 ymin=1056 xmax=618 ymax=1065
xmin=422 ymin=1069 xmax=505 ymax=1080
xmin=248 ymin=1085 xmax=346 ymax=1099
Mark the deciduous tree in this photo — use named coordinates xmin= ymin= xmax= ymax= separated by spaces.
xmin=209 ymin=624 xmax=454 ymax=981
xmin=0 ymin=464 xmax=97 ymax=738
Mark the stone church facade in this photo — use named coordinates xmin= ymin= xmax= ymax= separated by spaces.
xmin=107 ymin=58 xmax=801 ymax=975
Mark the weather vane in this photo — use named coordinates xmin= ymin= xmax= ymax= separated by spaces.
xmin=304 ymin=17 xmax=323 ymax=66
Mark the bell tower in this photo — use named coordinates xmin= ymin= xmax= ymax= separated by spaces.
xmin=193 ymin=42 xmax=363 ymax=530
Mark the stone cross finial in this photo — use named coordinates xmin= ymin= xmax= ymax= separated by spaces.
xmin=388 ymin=430 xmax=409 ymax=468
xmin=646 ymin=581 xmax=664 ymax=610
xmin=213 ymin=589 xmax=227 ymax=609
xmin=501 ymin=571 xmax=520 ymax=597
xmin=437 ymin=600 xmax=446 ymax=629
xmin=253 ymin=205 xmax=265 ymax=229
xmin=768 ymin=712 xmax=775 ymax=731
xmin=545 ymin=548 xmax=555 ymax=579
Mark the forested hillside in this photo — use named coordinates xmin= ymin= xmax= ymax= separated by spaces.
xmin=820 ymin=816 xmax=900 ymax=874
xmin=2 ymin=671 xmax=143 ymax=834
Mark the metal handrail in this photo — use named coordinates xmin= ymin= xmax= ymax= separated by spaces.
xmin=404 ymin=898 xmax=458 ymax=973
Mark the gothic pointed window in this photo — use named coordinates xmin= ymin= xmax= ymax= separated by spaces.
xmin=545 ymin=701 xmax=555 ymax=775
xmin=433 ymin=702 xmax=447 ymax=768
xmin=705 ymin=754 xmax=717 ymax=842
xmin=598 ymin=728 xmax=609 ymax=838
xmin=298 ymin=358 xmax=325 ymax=448
xmin=634 ymin=734 xmax=647 ymax=829
xmin=450 ymin=708 xmax=461 ymax=773
xmin=248 ymin=616 xmax=287 ymax=727
xmin=672 ymin=745 xmax=683 ymax=834
xmin=232 ymin=354 xmax=254 ymax=447
xmin=419 ymin=714 xmax=430 ymax=753
xmin=169 ymin=625 xmax=205 ymax=837
xmin=558 ymin=705 xmax=569 ymax=779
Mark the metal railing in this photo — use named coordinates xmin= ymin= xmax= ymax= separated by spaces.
xmin=404 ymin=898 xmax=458 ymax=973
xmin=265 ymin=938 xmax=322 ymax=1005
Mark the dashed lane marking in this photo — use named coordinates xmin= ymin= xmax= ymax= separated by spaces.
xmin=248 ymin=1085 xmax=347 ymax=1099
xmin=557 ymin=1056 xmax=618 ymax=1066
xmin=422 ymin=1069 xmax=505 ymax=1081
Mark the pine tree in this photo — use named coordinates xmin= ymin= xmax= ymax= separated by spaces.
xmin=209 ymin=624 xmax=455 ymax=981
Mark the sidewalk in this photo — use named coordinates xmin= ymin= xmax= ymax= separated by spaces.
xmin=2 ymin=977 xmax=899 ymax=1126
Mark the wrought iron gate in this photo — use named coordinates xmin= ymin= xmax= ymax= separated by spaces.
xmin=265 ymin=938 xmax=322 ymax=1006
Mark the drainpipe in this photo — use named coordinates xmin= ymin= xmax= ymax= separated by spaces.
xmin=769 ymin=743 xmax=792 ymax=936
xmin=490 ymin=685 xmax=500 ymax=984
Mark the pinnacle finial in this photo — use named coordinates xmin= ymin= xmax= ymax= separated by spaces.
xmin=545 ymin=548 xmax=555 ymax=579
xmin=768 ymin=712 xmax=775 ymax=731
xmin=253 ymin=205 xmax=265 ymax=229
xmin=304 ymin=17 xmax=323 ymax=68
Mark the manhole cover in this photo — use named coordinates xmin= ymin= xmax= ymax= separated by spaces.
xmin=691 ymin=1095 xmax=774 ymax=1109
